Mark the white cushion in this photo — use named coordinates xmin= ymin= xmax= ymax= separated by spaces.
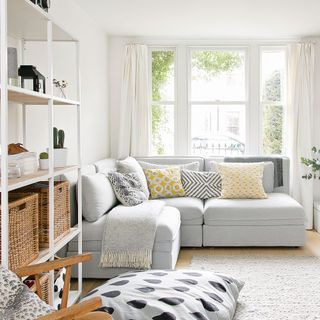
xmin=210 ymin=161 xmax=274 ymax=193
xmin=204 ymin=193 xmax=305 ymax=226
xmin=82 ymin=173 xmax=117 ymax=222
xmin=161 ymin=197 xmax=204 ymax=225
xmin=139 ymin=160 xmax=200 ymax=171
xmin=117 ymin=156 xmax=149 ymax=198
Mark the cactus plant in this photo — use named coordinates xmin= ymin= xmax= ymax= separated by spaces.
xmin=53 ymin=127 xmax=59 ymax=148
xmin=53 ymin=127 xmax=65 ymax=148
xmin=39 ymin=152 xmax=48 ymax=159
xmin=58 ymin=129 xmax=65 ymax=148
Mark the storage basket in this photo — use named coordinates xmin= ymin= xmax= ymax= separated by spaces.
xmin=0 ymin=193 xmax=39 ymax=270
xmin=15 ymin=181 xmax=71 ymax=247
xmin=25 ymin=273 xmax=51 ymax=305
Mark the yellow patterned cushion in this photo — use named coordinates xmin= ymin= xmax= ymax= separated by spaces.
xmin=216 ymin=162 xmax=267 ymax=199
xmin=144 ymin=167 xmax=185 ymax=199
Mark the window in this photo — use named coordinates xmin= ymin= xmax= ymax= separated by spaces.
xmin=261 ymin=48 xmax=286 ymax=154
xmin=190 ymin=49 xmax=246 ymax=155
xmin=151 ymin=50 xmax=175 ymax=155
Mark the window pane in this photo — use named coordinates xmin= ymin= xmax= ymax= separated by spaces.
xmin=152 ymin=104 xmax=174 ymax=155
xmin=191 ymin=105 xmax=245 ymax=156
xmin=261 ymin=50 xmax=286 ymax=102
xmin=191 ymin=50 xmax=246 ymax=101
xmin=152 ymin=51 xmax=175 ymax=101
xmin=262 ymin=104 xmax=283 ymax=154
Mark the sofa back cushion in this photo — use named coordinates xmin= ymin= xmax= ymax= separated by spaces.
xmin=137 ymin=156 xmax=205 ymax=171
xmin=139 ymin=160 xmax=200 ymax=171
xmin=82 ymin=173 xmax=117 ymax=222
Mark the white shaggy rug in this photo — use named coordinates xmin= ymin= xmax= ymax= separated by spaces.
xmin=190 ymin=255 xmax=320 ymax=320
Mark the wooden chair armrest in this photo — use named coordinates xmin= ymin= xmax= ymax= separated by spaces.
xmin=14 ymin=253 xmax=92 ymax=278
xmin=37 ymin=297 xmax=104 ymax=320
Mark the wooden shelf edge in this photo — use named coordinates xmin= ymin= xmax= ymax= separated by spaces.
xmin=0 ymin=165 xmax=79 ymax=192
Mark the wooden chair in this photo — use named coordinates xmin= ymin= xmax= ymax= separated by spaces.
xmin=14 ymin=253 xmax=112 ymax=320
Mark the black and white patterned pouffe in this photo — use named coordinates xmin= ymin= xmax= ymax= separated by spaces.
xmin=82 ymin=269 xmax=244 ymax=320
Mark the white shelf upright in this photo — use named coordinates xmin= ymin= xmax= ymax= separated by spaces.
xmin=0 ymin=0 xmax=82 ymax=305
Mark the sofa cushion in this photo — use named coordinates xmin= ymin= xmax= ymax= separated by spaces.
xmin=204 ymin=193 xmax=305 ymax=226
xmin=181 ymin=170 xmax=221 ymax=199
xmin=117 ymin=156 xmax=150 ymax=198
xmin=161 ymin=197 xmax=204 ymax=225
xmin=210 ymin=161 xmax=274 ymax=193
xmin=108 ymin=171 xmax=147 ymax=206
xmin=82 ymin=173 xmax=117 ymax=222
xmin=144 ymin=167 xmax=185 ymax=199
xmin=139 ymin=160 xmax=200 ymax=171
xmin=216 ymin=162 xmax=267 ymax=199
xmin=69 ymin=206 xmax=180 ymax=252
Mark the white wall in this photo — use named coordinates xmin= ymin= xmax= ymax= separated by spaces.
xmin=9 ymin=0 xmax=109 ymax=165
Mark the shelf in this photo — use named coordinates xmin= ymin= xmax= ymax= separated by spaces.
xmin=8 ymin=0 xmax=76 ymax=41
xmin=30 ymin=227 xmax=81 ymax=265
xmin=0 ymin=85 xmax=80 ymax=106
xmin=0 ymin=165 xmax=79 ymax=192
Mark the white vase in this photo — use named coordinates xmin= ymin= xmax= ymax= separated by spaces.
xmin=53 ymin=148 xmax=68 ymax=167
xmin=39 ymin=159 xmax=49 ymax=170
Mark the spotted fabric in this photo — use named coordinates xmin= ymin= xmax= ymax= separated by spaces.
xmin=0 ymin=266 xmax=54 ymax=319
xmin=82 ymin=269 xmax=244 ymax=320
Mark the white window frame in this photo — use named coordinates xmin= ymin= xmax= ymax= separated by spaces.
xmin=148 ymin=42 xmax=288 ymax=157
xmin=259 ymin=46 xmax=288 ymax=155
xmin=149 ymin=47 xmax=177 ymax=156
xmin=187 ymin=46 xmax=249 ymax=156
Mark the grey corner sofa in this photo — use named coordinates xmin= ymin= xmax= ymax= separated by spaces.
xmin=65 ymin=156 xmax=306 ymax=279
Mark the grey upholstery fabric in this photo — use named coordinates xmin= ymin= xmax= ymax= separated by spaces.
xmin=204 ymin=193 xmax=304 ymax=226
xmin=203 ymin=225 xmax=306 ymax=247
xmin=136 ymin=156 xmax=205 ymax=171
xmin=69 ymin=206 xmax=181 ymax=278
xmin=69 ymin=206 xmax=181 ymax=253
xmin=138 ymin=160 xmax=200 ymax=171
xmin=82 ymin=173 xmax=117 ymax=222
xmin=161 ymin=197 xmax=204 ymax=225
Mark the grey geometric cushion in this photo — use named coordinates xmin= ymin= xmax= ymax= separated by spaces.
xmin=108 ymin=171 xmax=148 ymax=206
xmin=0 ymin=266 xmax=54 ymax=320
xmin=181 ymin=170 xmax=222 ymax=199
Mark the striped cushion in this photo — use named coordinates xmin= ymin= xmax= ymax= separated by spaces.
xmin=181 ymin=170 xmax=221 ymax=199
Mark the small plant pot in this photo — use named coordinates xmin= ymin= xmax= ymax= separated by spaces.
xmin=53 ymin=148 xmax=68 ymax=168
xmin=39 ymin=159 xmax=49 ymax=170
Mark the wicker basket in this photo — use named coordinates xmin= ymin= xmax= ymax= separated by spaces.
xmin=15 ymin=181 xmax=71 ymax=248
xmin=26 ymin=273 xmax=51 ymax=305
xmin=0 ymin=193 xmax=39 ymax=270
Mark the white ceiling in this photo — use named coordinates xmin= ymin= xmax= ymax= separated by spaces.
xmin=74 ymin=0 xmax=320 ymax=39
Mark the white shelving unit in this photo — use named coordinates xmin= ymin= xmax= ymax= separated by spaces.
xmin=0 ymin=0 xmax=82 ymax=306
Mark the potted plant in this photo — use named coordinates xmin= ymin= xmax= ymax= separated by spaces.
xmin=52 ymin=127 xmax=68 ymax=168
xmin=301 ymin=147 xmax=320 ymax=180
xmin=39 ymin=152 xmax=49 ymax=170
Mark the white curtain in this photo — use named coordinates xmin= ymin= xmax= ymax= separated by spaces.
xmin=287 ymin=42 xmax=315 ymax=229
xmin=117 ymin=44 xmax=150 ymax=159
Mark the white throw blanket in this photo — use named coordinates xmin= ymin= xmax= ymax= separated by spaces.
xmin=100 ymin=200 xmax=165 ymax=269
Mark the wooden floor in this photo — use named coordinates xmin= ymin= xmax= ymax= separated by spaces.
xmin=79 ymin=230 xmax=320 ymax=296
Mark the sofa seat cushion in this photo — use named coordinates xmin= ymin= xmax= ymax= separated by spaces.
xmin=69 ymin=206 xmax=180 ymax=252
xmin=204 ymin=193 xmax=305 ymax=226
xmin=160 ymin=197 xmax=204 ymax=225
